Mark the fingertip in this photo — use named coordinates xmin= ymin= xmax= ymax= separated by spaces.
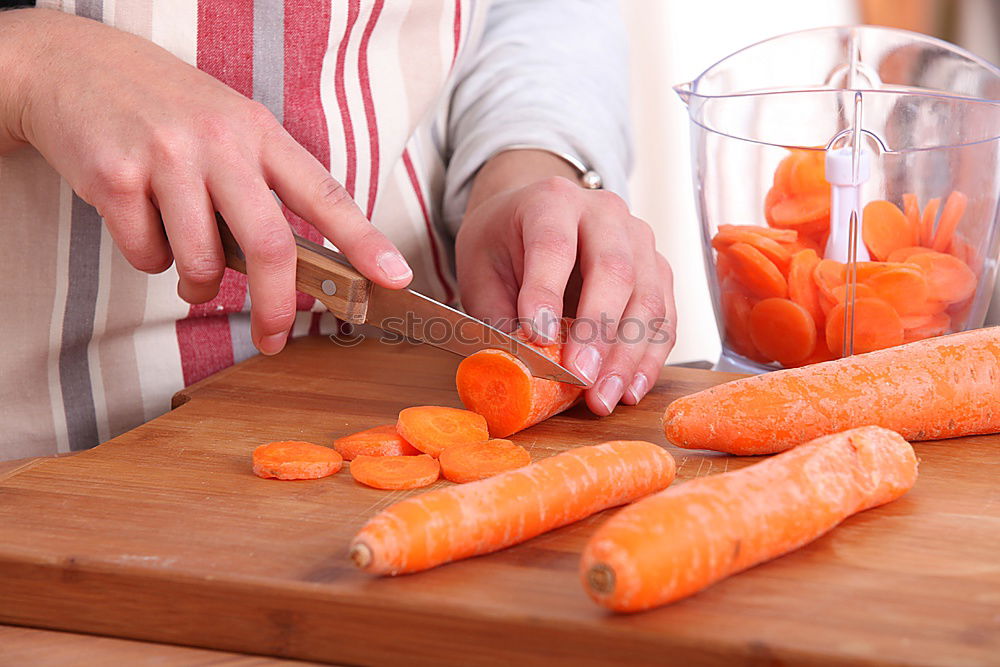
xmin=375 ymin=250 xmax=413 ymax=287
xmin=258 ymin=330 xmax=289 ymax=356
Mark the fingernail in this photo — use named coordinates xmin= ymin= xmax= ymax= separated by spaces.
xmin=532 ymin=306 xmax=559 ymax=343
xmin=259 ymin=331 xmax=288 ymax=356
xmin=596 ymin=374 xmax=624 ymax=414
xmin=377 ymin=251 xmax=413 ymax=282
xmin=573 ymin=345 xmax=601 ymax=384
xmin=626 ymin=373 xmax=649 ymax=404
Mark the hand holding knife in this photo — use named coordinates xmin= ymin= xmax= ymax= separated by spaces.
xmin=216 ymin=215 xmax=586 ymax=386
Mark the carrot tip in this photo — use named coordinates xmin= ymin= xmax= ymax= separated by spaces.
xmin=350 ymin=542 xmax=373 ymax=569
xmin=587 ymin=563 xmax=616 ymax=595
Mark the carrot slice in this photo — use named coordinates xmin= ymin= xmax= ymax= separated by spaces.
xmin=718 ymin=224 xmax=798 ymax=243
xmin=920 ymin=197 xmax=941 ymax=247
xmin=784 ymin=345 xmax=837 ymax=368
xmin=724 ymin=242 xmax=788 ymax=299
xmin=456 ymin=331 xmax=583 ymax=438
xmin=902 ymin=311 xmax=950 ymax=343
xmin=721 ymin=287 xmax=767 ymax=363
xmin=350 ymin=454 xmax=440 ymax=490
xmin=906 ymin=251 xmax=977 ymax=304
xmin=582 ymin=426 xmax=916 ymax=612
xmin=865 ymin=266 xmax=930 ymax=316
xmin=788 ymin=149 xmax=829 ymax=196
xmin=862 ymin=200 xmax=912 ymax=261
xmin=439 ymin=439 xmax=531 ymax=484
xmin=334 ymin=424 xmax=421 ymax=461
xmin=825 ymin=297 xmax=904 ymax=356
xmin=813 ymin=259 xmax=845 ymax=301
xmin=827 ymin=282 xmax=877 ymax=304
xmin=712 ymin=229 xmax=792 ymax=271
xmin=396 ymin=407 xmax=489 ymax=458
xmin=748 ymin=298 xmax=817 ymax=367
xmin=252 ymin=441 xmax=343 ymax=481
xmin=767 ymin=195 xmax=831 ymax=236
xmin=931 ymin=191 xmax=968 ymax=252
xmin=787 ymin=249 xmax=824 ymax=328
xmin=886 ymin=246 xmax=931 ymax=263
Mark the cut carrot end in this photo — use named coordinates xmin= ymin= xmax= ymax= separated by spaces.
xmin=350 ymin=543 xmax=373 ymax=569
xmin=587 ymin=563 xmax=616 ymax=595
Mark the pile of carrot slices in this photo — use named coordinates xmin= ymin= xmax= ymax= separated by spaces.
xmin=252 ymin=406 xmax=532 ymax=487
xmin=716 ymin=149 xmax=978 ymax=367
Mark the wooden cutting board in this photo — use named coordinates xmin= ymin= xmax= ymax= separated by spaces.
xmin=1 ymin=337 xmax=998 ymax=666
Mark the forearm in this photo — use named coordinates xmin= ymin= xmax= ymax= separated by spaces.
xmin=465 ymin=149 xmax=581 ymax=214
xmin=0 ymin=8 xmax=56 ymax=154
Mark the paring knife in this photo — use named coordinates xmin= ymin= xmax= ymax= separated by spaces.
xmin=215 ymin=215 xmax=587 ymax=386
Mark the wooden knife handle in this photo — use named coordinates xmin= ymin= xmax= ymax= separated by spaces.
xmin=216 ymin=214 xmax=372 ymax=324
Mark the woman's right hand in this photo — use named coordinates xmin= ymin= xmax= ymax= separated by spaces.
xmin=0 ymin=9 xmax=412 ymax=354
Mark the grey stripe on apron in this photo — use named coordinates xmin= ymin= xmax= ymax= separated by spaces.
xmin=58 ymin=0 xmax=104 ymax=451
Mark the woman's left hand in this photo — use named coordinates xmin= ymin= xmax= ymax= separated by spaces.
xmin=456 ymin=150 xmax=677 ymax=416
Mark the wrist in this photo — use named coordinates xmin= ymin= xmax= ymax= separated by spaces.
xmin=0 ymin=9 xmax=52 ymax=152
xmin=465 ymin=149 xmax=584 ymax=214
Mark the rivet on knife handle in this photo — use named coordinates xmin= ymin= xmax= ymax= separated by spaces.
xmin=215 ymin=214 xmax=372 ymax=324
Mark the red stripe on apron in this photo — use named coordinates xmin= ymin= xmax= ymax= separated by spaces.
xmin=452 ymin=0 xmax=462 ymax=64
xmin=283 ymin=0 xmax=332 ymax=312
xmin=176 ymin=0 xmax=255 ymax=386
xmin=358 ymin=0 xmax=384 ymax=220
xmin=334 ymin=0 xmax=362 ymax=198
xmin=402 ymin=149 xmax=455 ymax=305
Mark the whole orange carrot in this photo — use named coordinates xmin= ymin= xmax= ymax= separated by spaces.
xmin=582 ymin=426 xmax=918 ymax=612
xmin=350 ymin=441 xmax=676 ymax=575
xmin=664 ymin=327 xmax=1000 ymax=455
xmin=456 ymin=331 xmax=583 ymax=438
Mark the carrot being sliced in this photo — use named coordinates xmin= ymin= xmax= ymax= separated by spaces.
xmin=931 ymin=191 xmax=968 ymax=253
xmin=902 ymin=193 xmax=920 ymax=245
xmin=903 ymin=311 xmax=951 ymax=343
xmin=350 ymin=454 xmax=440 ymax=490
xmin=825 ymin=297 xmax=904 ymax=356
xmin=395 ymin=406 xmax=489 ymax=458
xmin=334 ymin=424 xmax=421 ymax=461
xmin=662 ymin=326 xmax=1000 ymax=455
xmin=865 ymin=266 xmax=930 ymax=316
xmin=920 ymin=197 xmax=941 ymax=247
xmin=582 ymin=426 xmax=917 ymax=612
xmin=456 ymin=331 xmax=583 ymax=439
xmin=351 ymin=440 xmax=677 ymax=575
xmin=748 ymin=298 xmax=816 ymax=367
xmin=725 ymin=242 xmax=788 ymax=299
xmin=252 ymin=441 xmax=343 ymax=481
xmin=787 ymin=249 xmax=824 ymax=328
xmin=906 ymin=251 xmax=977 ymax=304
xmin=862 ymin=200 xmax=912 ymax=261
xmin=439 ymin=439 xmax=531 ymax=484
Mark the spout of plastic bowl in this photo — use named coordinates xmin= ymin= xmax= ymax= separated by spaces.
xmin=673 ymin=81 xmax=694 ymax=105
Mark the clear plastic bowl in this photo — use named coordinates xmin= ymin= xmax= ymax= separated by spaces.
xmin=675 ymin=25 xmax=1000 ymax=372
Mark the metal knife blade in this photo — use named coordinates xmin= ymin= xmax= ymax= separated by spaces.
xmin=364 ymin=285 xmax=587 ymax=386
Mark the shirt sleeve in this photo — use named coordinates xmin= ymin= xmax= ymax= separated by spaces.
xmin=442 ymin=0 xmax=633 ymax=236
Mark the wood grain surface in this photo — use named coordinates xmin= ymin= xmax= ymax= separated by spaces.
xmin=0 ymin=336 xmax=997 ymax=666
